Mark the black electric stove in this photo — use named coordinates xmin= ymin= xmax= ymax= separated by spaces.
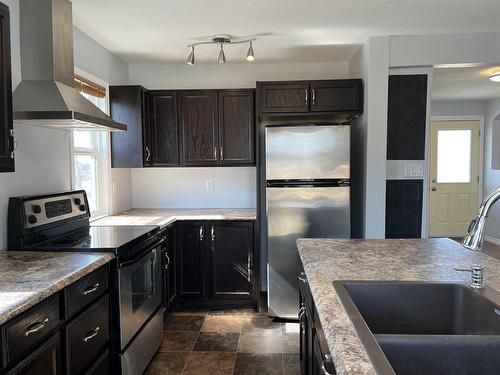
xmin=7 ymin=190 xmax=165 ymax=375
xmin=29 ymin=225 xmax=160 ymax=256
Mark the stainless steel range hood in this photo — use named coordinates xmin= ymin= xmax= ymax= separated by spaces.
xmin=13 ymin=0 xmax=126 ymax=131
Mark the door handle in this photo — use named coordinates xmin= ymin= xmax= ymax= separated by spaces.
xmin=24 ymin=318 xmax=49 ymax=336
xmin=82 ymin=326 xmax=100 ymax=343
xmin=214 ymin=147 xmax=217 ymax=160
xmin=432 ymin=187 xmax=437 ymax=191
xmin=220 ymin=146 xmax=224 ymax=161
xmin=312 ymin=88 xmax=316 ymax=105
xmin=145 ymin=146 xmax=151 ymax=162
xmin=83 ymin=283 xmax=100 ymax=296
xmin=199 ymin=226 xmax=203 ymax=241
xmin=211 ymin=225 xmax=215 ymax=242
xmin=305 ymin=89 xmax=308 ymax=105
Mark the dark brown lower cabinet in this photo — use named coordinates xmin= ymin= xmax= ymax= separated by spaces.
xmin=208 ymin=221 xmax=254 ymax=299
xmin=174 ymin=220 xmax=257 ymax=308
xmin=161 ymin=224 xmax=177 ymax=316
xmin=7 ymin=334 xmax=61 ymax=375
xmin=177 ymin=221 xmax=205 ymax=299
xmin=1 ymin=266 xmax=111 ymax=375
xmin=299 ymin=272 xmax=336 ymax=375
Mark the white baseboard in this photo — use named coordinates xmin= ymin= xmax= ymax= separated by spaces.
xmin=485 ymin=235 xmax=500 ymax=246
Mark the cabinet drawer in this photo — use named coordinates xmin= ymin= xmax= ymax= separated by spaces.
xmin=4 ymin=294 xmax=61 ymax=366
xmin=83 ymin=350 xmax=110 ymax=375
xmin=65 ymin=294 xmax=110 ymax=375
xmin=7 ymin=333 xmax=61 ymax=375
xmin=65 ymin=266 xmax=109 ymax=318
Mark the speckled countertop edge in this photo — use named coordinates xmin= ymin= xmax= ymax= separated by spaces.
xmin=92 ymin=208 xmax=257 ymax=229
xmin=0 ymin=251 xmax=114 ymax=325
xmin=297 ymin=238 xmax=500 ymax=375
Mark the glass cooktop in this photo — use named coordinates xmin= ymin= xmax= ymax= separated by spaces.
xmin=31 ymin=225 xmax=160 ymax=254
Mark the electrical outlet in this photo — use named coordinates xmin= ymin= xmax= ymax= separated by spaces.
xmin=404 ymin=163 xmax=424 ymax=178
xmin=206 ymin=179 xmax=214 ymax=191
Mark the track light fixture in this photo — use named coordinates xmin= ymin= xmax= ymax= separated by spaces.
xmin=186 ymin=34 xmax=256 ymax=65
xmin=186 ymin=46 xmax=195 ymax=65
xmin=218 ymin=44 xmax=226 ymax=64
xmin=246 ymin=41 xmax=255 ymax=62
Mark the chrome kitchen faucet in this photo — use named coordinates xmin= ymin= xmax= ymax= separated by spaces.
xmin=462 ymin=187 xmax=500 ymax=252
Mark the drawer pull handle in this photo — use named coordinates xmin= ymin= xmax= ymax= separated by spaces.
xmin=83 ymin=326 xmax=100 ymax=343
xmin=24 ymin=318 xmax=49 ymax=336
xmin=83 ymin=283 xmax=100 ymax=296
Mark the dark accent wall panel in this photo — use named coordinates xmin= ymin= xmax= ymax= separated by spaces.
xmin=387 ymin=75 xmax=428 ymax=160
xmin=385 ymin=180 xmax=423 ymax=238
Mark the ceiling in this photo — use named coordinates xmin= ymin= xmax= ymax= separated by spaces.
xmin=71 ymin=0 xmax=500 ymax=65
xmin=432 ymin=66 xmax=500 ymax=101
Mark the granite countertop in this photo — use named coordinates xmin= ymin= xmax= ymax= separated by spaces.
xmin=92 ymin=208 xmax=257 ymax=228
xmin=0 ymin=251 xmax=114 ymax=325
xmin=296 ymin=238 xmax=500 ymax=375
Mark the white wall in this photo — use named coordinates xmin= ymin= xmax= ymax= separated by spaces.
xmin=0 ymin=0 xmax=132 ymax=249
xmin=431 ymin=100 xmax=486 ymax=117
xmin=484 ymin=97 xmax=500 ymax=241
xmin=131 ymin=167 xmax=256 ymax=208
xmin=129 ymin=62 xmax=349 ymax=89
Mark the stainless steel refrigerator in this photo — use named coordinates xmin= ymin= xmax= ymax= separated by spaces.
xmin=266 ymin=124 xmax=350 ymax=319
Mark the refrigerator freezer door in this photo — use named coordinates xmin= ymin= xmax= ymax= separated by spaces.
xmin=266 ymin=125 xmax=350 ymax=181
xmin=266 ymin=186 xmax=350 ymax=319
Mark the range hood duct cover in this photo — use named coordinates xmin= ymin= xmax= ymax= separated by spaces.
xmin=13 ymin=0 xmax=126 ymax=131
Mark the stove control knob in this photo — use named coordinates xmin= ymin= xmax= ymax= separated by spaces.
xmin=32 ymin=205 xmax=42 ymax=214
xmin=28 ymin=215 xmax=37 ymax=224
xmin=74 ymin=197 xmax=81 ymax=205
xmin=79 ymin=204 xmax=86 ymax=212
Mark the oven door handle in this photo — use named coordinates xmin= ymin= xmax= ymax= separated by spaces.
xmin=118 ymin=237 xmax=165 ymax=268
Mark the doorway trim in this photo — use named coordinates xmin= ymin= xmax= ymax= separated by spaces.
xmin=426 ymin=115 xmax=484 ymax=238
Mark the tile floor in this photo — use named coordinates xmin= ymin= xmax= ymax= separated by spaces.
xmin=145 ymin=309 xmax=300 ymax=375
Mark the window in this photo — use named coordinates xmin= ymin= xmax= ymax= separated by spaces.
xmin=436 ymin=129 xmax=472 ymax=183
xmin=71 ymin=73 xmax=110 ymax=218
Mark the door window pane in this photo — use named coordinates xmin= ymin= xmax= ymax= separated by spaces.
xmin=74 ymin=154 xmax=98 ymax=211
xmin=437 ymin=129 xmax=471 ymax=183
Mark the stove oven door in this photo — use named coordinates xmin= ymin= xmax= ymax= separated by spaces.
xmin=117 ymin=238 xmax=163 ymax=350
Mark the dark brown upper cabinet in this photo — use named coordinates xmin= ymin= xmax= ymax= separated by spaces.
xmin=0 ymin=2 xmax=13 ymax=173
xmin=218 ymin=90 xmax=255 ymax=165
xmin=259 ymin=83 xmax=309 ymax=113
xmin=149 ymin=91 xmax=179 ymax=166
xmin=109 ymin=86 xmax=149 ymax=168
xmin=310 ymin=80 xmax=362 ymax=113
xmin=179 ymin=90 xmax=219 ymax=166
xmin=110 ymin=87 xmax=255 ymax=168
xmin=257 ymin=79 xmax=363 ymax=119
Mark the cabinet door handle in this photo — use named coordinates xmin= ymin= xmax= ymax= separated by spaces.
xmin=24 ymin=318 xmax=49 ymax=336
xmin=298 ymin=272 xmax=307 ymax=284
xmin=211 ymin=225 xmax=215 ymax=242
xmin=199 ymin=226 xmax=203 ymax=241
xmin=83 ymin=283 xmax=100 ymax=296
xmin=220 ymin=146 xmax=224 ymax=161
xmin=305 ymin=89 xmax=308 ymax=105
xmin=10 ymin=129 xmax=17 ymax=159
xmin=214 ymin=147 xmax=217 ymax=160
xmin=321 ymin=354 xmax=335 ymax=375
xmin=82 ymin=326 xmax=100 ymax=343
xmin=165 ymin=253 xmax=170 ymax=269
xmin=312 ymin=88 xmax=316 ymax=105
xmin=145 ymin=146 xmax=151 ymax=162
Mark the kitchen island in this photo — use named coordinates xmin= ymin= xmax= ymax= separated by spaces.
xmin=296 ymin=238 xmax=500 ymax=375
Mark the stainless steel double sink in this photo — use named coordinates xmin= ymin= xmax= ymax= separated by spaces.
xmin=334 ymin=281 xmax=500 ymax=375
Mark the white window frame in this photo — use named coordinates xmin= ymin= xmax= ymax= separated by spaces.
xmin=70 ymin=68 xmax=112 ymax=220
